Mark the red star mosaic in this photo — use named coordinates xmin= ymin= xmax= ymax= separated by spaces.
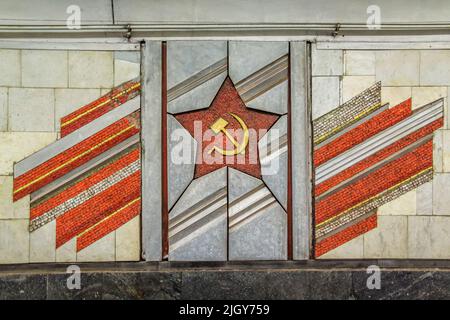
xmin=174 ymin=77 xmax=279 ymax=178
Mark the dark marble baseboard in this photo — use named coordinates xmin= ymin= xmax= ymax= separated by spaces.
xmin=1 ymin=260 xmax=450 ymax=299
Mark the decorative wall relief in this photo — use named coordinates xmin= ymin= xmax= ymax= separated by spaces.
xmin=313 ymin=82 xmax=444 ymax=257
xmin=166 ymin=41 xmax=290 ymax=261
xmin=12 ymin=78 xmax=142 ymax=253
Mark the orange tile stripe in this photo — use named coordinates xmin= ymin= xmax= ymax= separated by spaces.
xmin=315 ymin=140 xmax=433 ymax=225
xmin=314 ymin=102 xmax=382 ymax=145
xmin=56 ymin=171 xmax=141 ymax=248
xmin=60 ymin=80 xmax=141 ymax=137
xmin=317 ymin=167 xmax=432 ymax=229
xmin=30 ymin=147 xmax=140 ymax=220
xmin=76 ymin=197 xmax=141 ymax=252
xmin=315 ymin=118 xmax=443 ymax=196
xmin=315 ymin=213 xmax=377 ymax=257
xmin=314 ymin=99 xmax=412 ymax=167
xmin=13 ymin=117 xmax=139 ymax=201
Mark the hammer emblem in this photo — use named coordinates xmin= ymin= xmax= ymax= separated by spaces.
xmin=208 ymin=113 xmax=249 ymax=156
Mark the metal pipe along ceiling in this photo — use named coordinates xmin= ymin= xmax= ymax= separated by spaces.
xmin=1 ymin=23 xmax=450 ymax=40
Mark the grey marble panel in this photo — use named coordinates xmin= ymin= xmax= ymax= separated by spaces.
xmin=229 ymin=202 xmax=287 ymax=261
xmin=142 ymin=41 xmax=162 ymax=261
xmin=167 ymin=115 xmax=197 ymax=210
xmin=416 ymin=181 xmax=432 ymax=215
xmin=229 ymin=41 xmax=288 ymax=115
xmin=228 ymin=167 xmax=262 ymax=203
xmin=246 ymin=80 xmax=288 ymax=115
xmin=167 ymin=41 xmax=227 ymax=114
xmin=228 ymin=169 xmax=287 ymax=260
xmin=169 ymin=214 xmax=227 ymax=261
xmin=168 ymin=72 xmax=226 ymax=114
xmin=114 ymin=51 xmax=140 ymax=64
xmin=290 ymin=42 xmax=312 ymax=260
xmin=167 ymin=41 xmax=227 ymax=87
xmin=229 ymin=41 xmax=288 ymax=83
xmin=258 ymin=115 xmax=288 ymax=210
xmin=169 ymin=168 xmax=227 ymax=261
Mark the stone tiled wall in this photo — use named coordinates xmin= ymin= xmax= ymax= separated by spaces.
xmin=0 ymin=49 xmax=140 ymax=264
xmin=312 ymin=44 xmax=450 ymax=259
xmin=3 ymin=44 xmax=450 ymax=264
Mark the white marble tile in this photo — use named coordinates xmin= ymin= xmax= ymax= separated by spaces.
xmin=0 ymin=219 xmax=29 ymax=264
xmin=433 ymin=173 xmax=450 ymax=215
xmin=56 ymin=237 xmax=77 ymax=263
xmin=318 ymin=234 xmax=364 ymax=259
xmin=0 ymin=132 xmax=57 ymax=175
xmin=420 ymin=50 xmax=450 ymax=86
xmin=54 ymin=88 xmax=100 ymax=131
xmin=116 ymin=216 xmax=140 ymax=261
xmin=0 ymin=176 xmax=29 ymax=219
xmin=416 ymin=182 xmax=433 ymax=216
xmin=345 ymin=51 xmax=375 ymax=76
xmin=381 ymin=86 xmax=411 ymax=107
xmin=376 ymin=51 xmax=420 ymax=86
xmin=441 ymin=130 xmax=450 ymax=172
xmin=412 ymin=87 xmax=447 ymax=119
xmin=434 ymin=130 xmax=444 ymax=173
xmin=408 ymin=216 xmax=450 ymax=259
xmin=114 ymin=59 xmax=140 ymax=86
xmin=29 ymin=220 xmax=56 ymax=263
xmin=363 ymin=216 xmax=407 ymax=258
xmin=312 ymin=46 xmax=343 ymax=76
xmin=8 ymin=88 xmax=55 ymax=132
xmin=342 ymin=76 xmax=376 ymax=103
xmin=0 ymin=49 xmax=20 ymax=87
xmin=312 ymin=76 xmax=340 ymax=120
xmin=77 ymin=232 xmax=115 ymax=262
xmin=22 ymin=50 xmax=68 ymax=88
xmin=377 ymin=190 xmax=416 ymax=216
xmin=0 ymin=88 xmax=7 ymax=131
xmin=69 ymin=51 xmax=113 ymax=88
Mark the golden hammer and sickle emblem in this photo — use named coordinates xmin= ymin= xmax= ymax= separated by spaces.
xmin=208 ymin=113 xmax=249 ymax=156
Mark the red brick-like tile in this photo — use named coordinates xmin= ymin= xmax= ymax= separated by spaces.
xmin=61 ymin=80 xmax=141 ymax=137
xmin=314 ymin=99 xmax=412 ymax=167
xmin=76 ymin=196 xmax=140 ymax=252
xmin=315 ymin=140 xmax=433 ymax=225
xmin=31 ymin=147 xmax=140 ymax=220
xmin=13 ymin=113 xmax=140 ymax=201
xmin=315 ymin=118 xmax=443 ymax=196
xmin=315 ymin=213 xmax=377 ymax=257
xmin=56 ymin=170 xmax=141 ymax=248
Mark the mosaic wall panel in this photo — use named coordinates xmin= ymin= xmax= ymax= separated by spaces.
xmin=13 ymin=78 xmax=142 ymax=255
xmin=311 ymin=46 xmax=450 ymax=259
xmin=313 ymin=59 xmax=445 ymax=258
xmin=166 ymin=41 xmax=289 ymax=261
xmin=4 ymin=44 xmax=450 ymax=263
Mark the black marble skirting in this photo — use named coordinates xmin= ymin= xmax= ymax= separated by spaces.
xmin=1 ymin=260 xmax=450 ymax=299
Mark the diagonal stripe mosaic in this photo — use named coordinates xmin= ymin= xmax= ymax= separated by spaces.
xmin=12 ymin=79 xmax=142 ymax=253
xmin=313 ymin=82 xmax=444 ymax=257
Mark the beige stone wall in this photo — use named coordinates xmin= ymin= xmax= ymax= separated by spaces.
xmin=4 ymin=44 xmax=449 ymax=263
xmin=313 ymin=44 xmax=450 ymax=259
xmin=0 ymin=49 xmax=140 ymax=264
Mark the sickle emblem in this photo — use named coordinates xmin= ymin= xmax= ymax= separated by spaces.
xmin=208 ymin=113 xmax=249 ymax=156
